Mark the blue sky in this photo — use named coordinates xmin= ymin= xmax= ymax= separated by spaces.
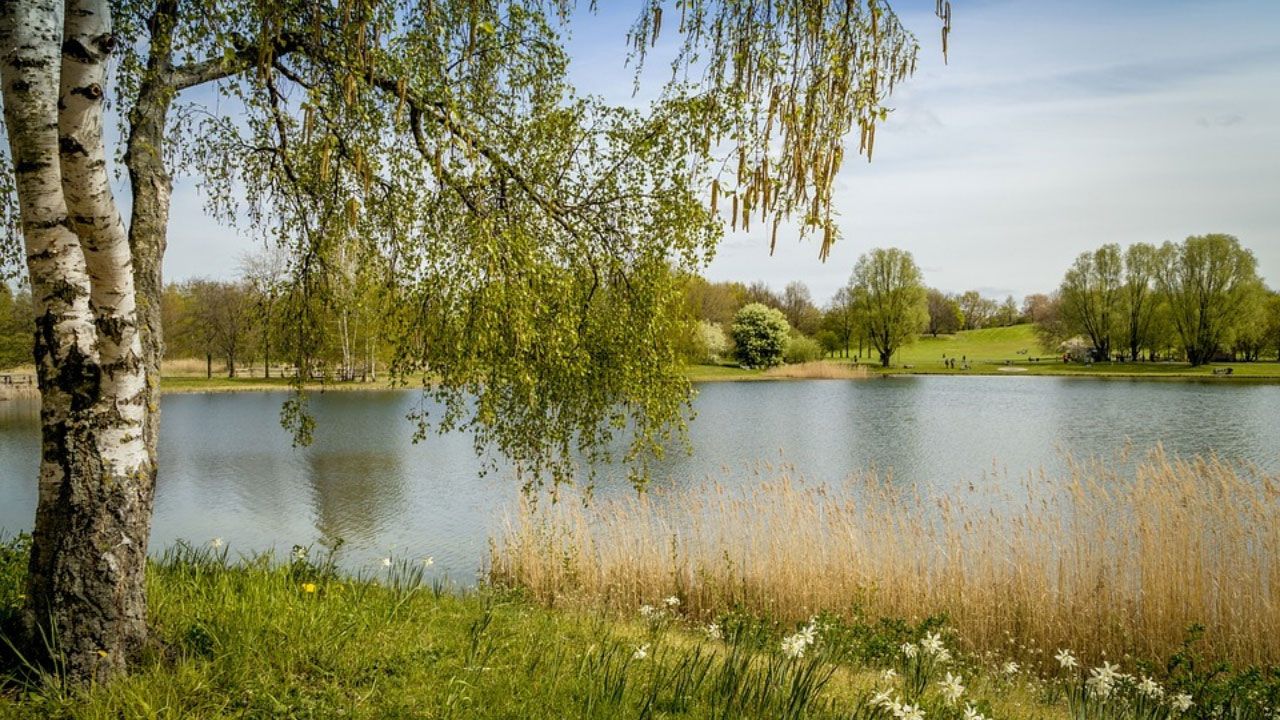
xmin=160 ymin=0 xmax=1280 ymax=304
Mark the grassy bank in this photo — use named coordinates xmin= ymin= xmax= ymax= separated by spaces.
xmin=0 ymin=542 xmax=1069 ymax=720
xmin=687 ymin=325 xmax=1280 ymax=382
xmin=6 ymin=539 xmax=1268 ymax=719
xmin=494 ymin=451 xmax=1280 ymax=670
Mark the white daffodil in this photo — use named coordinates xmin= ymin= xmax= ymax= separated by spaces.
xmin=934 ymin=647 xmax=952 ymax=663
xmin=421 ymin=556 xmax=434 ymax=567
xmin=1137 ymin=676 xmax=1164 ymax=699
xmin=632 ymin=643 xmax=649 ymax=660
xmin=881 ymin=668 xmax=898 ymax=683
xmin=381 ymin=557 xmax=392 ymax=567
xmin=938 ymin=672 xmax=965 ymax=705
xmin=705 ymin=622 xmax=722 ymax=640
xmin=870 ymin=689 xmax=894 ymax=708
xmin=1171 ymin=693 xmax=1193 ymax=713
xmin=781 ymin=633 xmax=808 ymax=659
xmin=210 ymin=537 xmax=224 ymax=549
xmin=901 ymin=642 xmax=918 ymax=658
xmin=921 ymin=631 xmax=945 ymax=655
xmin=1086 ymin=661 xmax=1121 ymax=699
xmin=663 ymin=595 xmax=680 ymax=608
xmin=1055 ymin=648 xmax=1078 ymax=669
xmin=896 ymin=702 xmax=925 ymax=720
xmin=638 ymin=604 xmax=656 ymax=618
xmin=963 ymin=703 xmax=987 ymax=720
xmin=1002 ymin=661 xmax=1020 ymax=675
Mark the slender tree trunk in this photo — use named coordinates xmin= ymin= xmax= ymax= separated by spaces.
xmin=3 ymin=0 xmax=153 ymax=681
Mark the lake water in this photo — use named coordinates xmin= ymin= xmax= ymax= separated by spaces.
xmin=1 ymin=377 xmax=1277 ymax=581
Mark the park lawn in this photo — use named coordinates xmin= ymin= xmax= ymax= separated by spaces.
xmin=0 ymin=542 xmax=1060 ymax=720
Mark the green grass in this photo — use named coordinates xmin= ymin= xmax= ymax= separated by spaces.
xmin=687 ymin=325 xmax=1280 ymax=382
xmin=0 ymin=539 xmax=1109 ymax=720
xmin=1 ymin=538 xmax=1273 ymax=718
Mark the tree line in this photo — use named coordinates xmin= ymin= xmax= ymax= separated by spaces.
xmin=676 ymin=234 xmax=1280 ymax=369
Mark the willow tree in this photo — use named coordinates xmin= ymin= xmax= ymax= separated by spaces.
xmin=1058 ymin=244 xmax=1123 ymax=361
xmin=1154 ymin=234 xmax=1263 ymax=366
xmin=849 ymin=246 xmax=926 ymax=367
xmin=0 ymin=0 xmax=944 ymax=681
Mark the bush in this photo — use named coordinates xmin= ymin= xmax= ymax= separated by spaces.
xmin=730 ymin=303 xmax=790 ymax=369
xmin=784 ymin=334 xmax=823 ymax=364
xmin=694 ymin=321 xmax=730 ymax=364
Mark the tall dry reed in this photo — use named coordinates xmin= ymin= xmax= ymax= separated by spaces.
xmin=491 ymin=450 xmax=1280 ymax=666
xmin=763 ymin=362 xmax=870 ymax=379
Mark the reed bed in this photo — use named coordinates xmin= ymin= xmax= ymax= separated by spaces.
xmin=763 ymin=362 xmax=870 ymax=379
xmin=491 ymin=450 xmax=1280 ymax=667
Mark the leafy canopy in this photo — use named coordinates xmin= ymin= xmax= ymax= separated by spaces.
xmin=2 ymin=0 xmax=935 ymax=487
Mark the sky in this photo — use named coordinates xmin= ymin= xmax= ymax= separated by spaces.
xmin=158 ymin=0 xmax=1280 ymax=305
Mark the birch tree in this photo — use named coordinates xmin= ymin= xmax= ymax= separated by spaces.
xmin=1 ymin=0 xmax=943 ymax=682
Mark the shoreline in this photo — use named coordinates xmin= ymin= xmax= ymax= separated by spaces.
xmin=4 ymin=364 xmax=1279 ymax=400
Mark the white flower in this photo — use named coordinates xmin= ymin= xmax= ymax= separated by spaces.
xmin=1171 ymin=693 xmax=1193 ymax=713
xmin=633 ymin=643 xmax=649 ymax=660
xmin=1002 ymin=661 xmax=1020 ymax=675
xmin=381 ymin=557 xmax=392 ymax=567
xmin=781 ymin=633 xmax=809 ymax=659
xmin=870 ymin=689 xmax=894 ymax=709
xmin=663 ymin=595 xmax=680 ymax=608
xmin=638 ymin=604 xmax=657 ymax=618
xmin=705 ymin=622 xmax=722 ymax=640
xmin=934 ymin=648 xmax=953 ymax=663
xmin=421 ymin=556 xmax=435 ymax=567
xmin=881 ymin=668 xmax=899 ymax=683
xmin=921 ymin=632 xmax=945 ymax=655
xmin=901 ymin=642 xmax=918 ymax=658
xmin=1055 ymin=648 xmax=1079 ymax=669
xmin=938 ymin=672 xmax=965 ymax=705
xmin=1087 ymin=661 xmax=1121 ymax=699
xmin=210 ymin=537 xmax=224 ymax=549
xmin=292 ymin=546 xmax=308 ymax=561
xmin=1137 ymin=676 xmax=1164 ymax=699
xmin=963 ymin=703 xmax=987 ymax=720
xmin=895 ymin=703 xmax=925 ymax=720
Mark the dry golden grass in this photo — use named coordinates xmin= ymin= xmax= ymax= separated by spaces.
xmin=763 ymin=362 xmax=870 ymax=379
xmin=492 ymin=450 xmax=1280 ymax=667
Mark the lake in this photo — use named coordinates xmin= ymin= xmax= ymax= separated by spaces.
xmin=1 ymin=377 xmax=1277 ymax=581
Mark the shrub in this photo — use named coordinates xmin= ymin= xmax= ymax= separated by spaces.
xmin=694 ymin=321 xmax=730 ymax=364
xmin=784 ymin=334 xmax=823 ymax=364
xmin=731 ymin=303 xmax=790 ymax=369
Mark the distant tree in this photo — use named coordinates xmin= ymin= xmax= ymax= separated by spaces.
xmin=1154 ymin=234 xmax=1263 ymax=366
xmin=784 ymin=333 xmax=824 ymax=364
xmin=693 ymin=321 xmax=730 ymax=364
xmin=1120 ymin=243 xmax=1159 ymax=361
xmin=1058 ymin=244 xmax=1123 ymax=361
xmin=1031 ymin=293 xmax=1070 ymax=353
xmin=1021 ymin=294 xmax=1054 ymax=324
xmin=0 ymin=283 xmax=32 ymax=368
xmin=683 ymin=277 xmax=748 ymax=327
xmin=240 ymin=248 xmax=290 ymax=378
xmin=925 ymin=289 xmax=962 ymax=337
xmin=781 ymin=281 xmax=822 ymax=336
xmin=731 ymin=303 xmax=790 ymax=369
xmin=850 ymin=248 xmax=928 ymax=367
xmin=957 ymin=290 xmax=997 ymax=330
xmin=822 ymin=286 xmax=860 ymax=357
xmin=190 ymin=280 xmax=253 ymax=378
xmin=743 ymin=281 xmax=784 ymax=310
xmin=1266 ymin=292 xmax=1280 ymax=361
xmin=996 ymin=295 xmax=1020 ymax=326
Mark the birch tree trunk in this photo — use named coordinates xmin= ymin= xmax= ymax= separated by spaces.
xmin=2 ymin=0 xmax=154 ymax=682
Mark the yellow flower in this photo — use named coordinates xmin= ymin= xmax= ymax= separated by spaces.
xmin=302 ymin=582 xmax=317 ymax=593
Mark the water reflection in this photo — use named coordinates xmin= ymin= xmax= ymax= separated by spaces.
xmin=1 ymin=377 xmax=1277 ymax=581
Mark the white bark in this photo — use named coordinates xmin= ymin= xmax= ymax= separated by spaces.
xmin=59 ymin=0 xmax=147 ymax=475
